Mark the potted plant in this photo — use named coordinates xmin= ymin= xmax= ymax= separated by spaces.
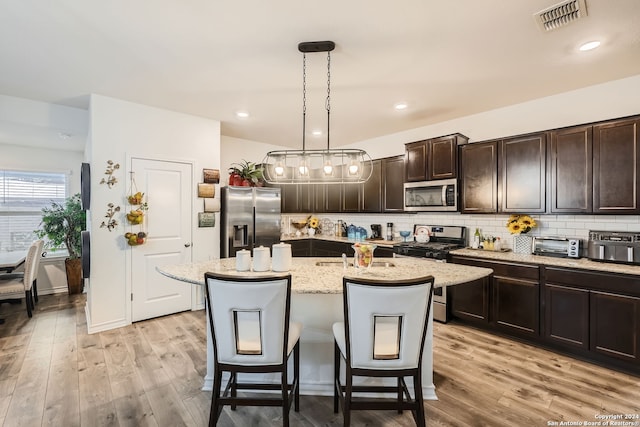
xmin=35 ymin=193 xmax=86 ymax=294
xmin=229 ymin=160 xmax=264 ymax=187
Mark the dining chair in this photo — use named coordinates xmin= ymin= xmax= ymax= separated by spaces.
xmin=332 ymin=275 xmax=435 ymax=427
xmin=1 ymin=240 xmax=44 ymax=305
xmin=204 ymin=272 xmax=302 ymax=427
xmin=0 ymin=241 xmax=40 ymax=318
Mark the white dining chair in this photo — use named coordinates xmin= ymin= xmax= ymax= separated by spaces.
xmin=204 ymin=272 xmax=302 ymax=427
xmin=0 ymin=241 xmax=40 ymax=318
xmin=332 ymin=275 xmax=435 ymax=427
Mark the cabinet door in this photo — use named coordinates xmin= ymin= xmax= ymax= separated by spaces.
xmin=593 ymin=117 xmax=640 ymax=214
xmin=382 ymin=155 xmax=405 ymax=212
xmin=362 ymin=159 xmax=382 ymax=212
xmin=500 ymin=133 xmax=546 ymax=213
xmin=281 ymin=184 xmax=299 ymax=213
xmin=405 ymin=141 xmax=427 ymax=182
xmin=549 ymin=125 xmax=593 ymax=213
xmin=492 ymin=275 xmax=539 ymax=337
xmin=460 ymin=141 xmax=498 ymax=213
xmin=289 ymin=239 xmax=311 ymax=257
xmin=428 ymin=136 xmax=458 ymax=180
xmin=325 ymin=185 xmax=342 ymax=212
xmin=543 ymin=283 xmax=589 ymax=350
xmin=590 ymin=291 xmax=640 ymax=363
xmin=342 ymin=183 xmax=362 ymax=212
xmin=450 ymin=277 xmax=489 ymax=323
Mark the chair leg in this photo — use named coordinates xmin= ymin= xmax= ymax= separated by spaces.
xmin=333 ymin=340 xmax=340 ymax=413
xmin=282 ymin=370 xmax=290 ymax=427
xmin=294 ymin=341 xmax=300 ymax=412
xmin=25 ymin=291 xmax=33 ymax=318
xmin=230 ymin=372 xmax=237 ymax=410
xmin=33 ymin=279 xmax=39 ymax=304
xmin=413 ymin=373 xmax=426 ymax=427
xmin=344 ymin=370 xmax=352 ymax=427
xmin=397 ymin=376 xmax=403 ymax=414
xmin=209 ymin=370 xmax=223 ymax=427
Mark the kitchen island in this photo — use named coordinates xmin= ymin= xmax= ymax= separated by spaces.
xmin=158 ymin=257 xmax=492 ymax=398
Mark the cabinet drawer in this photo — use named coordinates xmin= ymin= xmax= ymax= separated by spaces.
xmin=544 ymin=267 xmax=640 ymax=297
xmin=449 ymin=256 xmax=539 ymax=280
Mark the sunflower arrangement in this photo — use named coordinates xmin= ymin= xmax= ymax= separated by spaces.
xmin=506 ymin=214 xmax=537 ymax=234
xmin=307 ymin=215 xmax=320 ymax=230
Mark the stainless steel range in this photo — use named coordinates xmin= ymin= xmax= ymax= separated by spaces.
xmin=392 ymin=225 xmax=467 ymax=323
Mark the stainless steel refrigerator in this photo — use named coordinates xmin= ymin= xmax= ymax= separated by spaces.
xmin=221 ymin=186 xmax=281 ymax=257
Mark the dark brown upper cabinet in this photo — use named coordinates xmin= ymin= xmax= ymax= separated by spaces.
xmin=499 ymin=133 xmax=546 ymax=213
xmin=549 ymin=125 xmax=593 ymax=213
xmin=593 ymin=117 xmax=640 ymax=214
xmin=405 ymin=133 xmax=468 ymax=182
xmin=362 ymin=159 xmax=382 ymax=212
xmin=460 ymin=141 xmax=499 ymax=213
xmin=382 ymin=155 xmax=405 ymax=212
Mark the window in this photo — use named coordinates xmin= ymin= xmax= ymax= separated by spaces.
xmin=0 ymin=170 xmax=68 ymax=252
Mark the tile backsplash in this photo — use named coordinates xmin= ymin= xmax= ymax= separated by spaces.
xmin=281 ymin=213 xmax=640 ymax=252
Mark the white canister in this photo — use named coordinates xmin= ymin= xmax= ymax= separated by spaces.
xmin=272 ymin=242 xmax=292 ymax=272
xmin=252 ymin=246 xmax=271 ymax=272
xmin=235 ymin=249 xmax=251 ymax=272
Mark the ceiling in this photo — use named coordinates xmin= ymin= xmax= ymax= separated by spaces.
xmin=1 ymin=0 xmax=639 ymax=151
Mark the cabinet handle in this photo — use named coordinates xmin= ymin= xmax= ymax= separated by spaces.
xmin=184 ymin=243 xmax=192 ymax=248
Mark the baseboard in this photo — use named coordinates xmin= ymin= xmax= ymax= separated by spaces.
xmin=85 ymin=304 xmax=129 ymax=334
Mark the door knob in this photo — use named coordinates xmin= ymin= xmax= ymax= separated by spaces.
xmin=184 ymin=243 xmax=192 ymax=248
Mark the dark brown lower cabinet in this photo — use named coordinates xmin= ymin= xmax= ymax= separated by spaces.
xmin=493 ymin=275 xmax=539 ymax=337
xmin=449 ymin=277 xmax=489 ymax=323
xmin=285 ymin=239 xmax=393 ymax=258
xmin=543 ymin=283 xmax=589 ymax=350
xmin=590 ymin=290 xmax=640 ymax=363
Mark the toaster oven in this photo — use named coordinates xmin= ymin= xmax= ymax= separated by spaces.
xmin=532 ymin=237 xmax=580 ymax=258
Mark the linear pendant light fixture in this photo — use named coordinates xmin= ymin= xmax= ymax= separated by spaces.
xmin=262 ymin=41 xmax=372 ymax=185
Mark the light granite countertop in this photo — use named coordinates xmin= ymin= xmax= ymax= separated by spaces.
xmin=450 ymin=248 xmax=640 ymax=276
xmin=157 ymin=257 xmax=493 ymax=294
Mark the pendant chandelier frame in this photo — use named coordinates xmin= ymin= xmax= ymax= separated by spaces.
xmin=262 ymin=41 xmax=372 ymax=185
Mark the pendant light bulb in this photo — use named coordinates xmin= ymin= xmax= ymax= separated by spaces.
xmin=299 ymin=157 xmax=309 ymax=176
xmin=274 ymin=160 xmax=285 ymax=176
xmin=348 ymin=159 xmax=360 ymax=175
xmin=323 ymin=158 xmax=333 ymax=175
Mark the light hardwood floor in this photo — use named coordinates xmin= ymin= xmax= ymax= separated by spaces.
xmin=1 ymin=294 xmax=639 ymax=426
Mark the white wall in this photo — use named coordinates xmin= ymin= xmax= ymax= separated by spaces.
xmin=276 ymin=74 xmax=640 ymax=250
xmin=220 ymin=135 xmax=284 ymax=185
xmin=86 ymin=94 xmax=220 ymax=333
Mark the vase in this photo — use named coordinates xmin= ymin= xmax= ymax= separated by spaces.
xmin=513 ymin=235 xmax=533 ymax=254
xmin=308 ymin=228 xmax=316 ymax=236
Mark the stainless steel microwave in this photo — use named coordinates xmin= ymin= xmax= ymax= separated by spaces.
xmin=403 ymin=178 xmax=458 ymax=212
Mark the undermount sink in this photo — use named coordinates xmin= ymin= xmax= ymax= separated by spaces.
xmin=315 ymin=261 xmax=395 ymax=267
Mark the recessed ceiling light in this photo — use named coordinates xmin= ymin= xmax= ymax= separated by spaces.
xmin=579 ymin=40 xmax=601 ymax=51
xmin=394 ymin=102 xmax=408 ymax=111
xmin=236 ymin=111 xmax=250 ymax=119
xmin=312 ymin=130 xmax=323 ymax=136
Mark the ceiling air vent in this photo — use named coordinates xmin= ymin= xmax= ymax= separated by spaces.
xmin=534 ymin=0 xmax=588 ymax=32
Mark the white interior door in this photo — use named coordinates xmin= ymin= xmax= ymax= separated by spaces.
xmin=131 ymin=158 xmax=192 ymax=322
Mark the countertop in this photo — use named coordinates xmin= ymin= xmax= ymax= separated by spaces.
xmin=450 ymin=248 xmax=640 ymax=276
xmin=157 ymin=257 xmax=493 ymax=294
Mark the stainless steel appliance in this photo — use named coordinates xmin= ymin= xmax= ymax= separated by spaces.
xmin=403 ymin=178 xmax=458 ymax=212
xmin=587 ymin=230 xmax=640 ymax=265
xmin=533 ymin=237 xmax=580 ymax=258
xmin=221 ymin=186 xmax=281 ymax=258
xmin=392 ymin=225 xmax=467 ymax=323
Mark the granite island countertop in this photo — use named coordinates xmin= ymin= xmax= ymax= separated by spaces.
xmin=450 ymin=248 xmax=640 ymax=276
xmin=158 ymin=257 xmax=493 ymax=293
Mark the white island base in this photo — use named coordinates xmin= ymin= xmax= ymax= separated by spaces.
xmin=158 ymin=257 xmax=492 ymax=400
